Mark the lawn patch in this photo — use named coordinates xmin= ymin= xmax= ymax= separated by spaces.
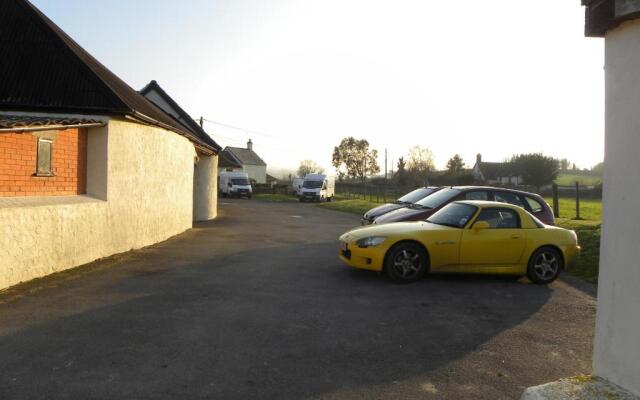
xmin=543 ymin=197 xmax=602 ymax=221
xmin=316 ymin=199 xmax=379 ymax=215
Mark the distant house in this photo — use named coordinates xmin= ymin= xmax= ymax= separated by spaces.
xmin=266 ymin=174 xmax=279 ymax=187
xmin=472 ymin=153 xmax=522 ymax=185
xmin=0 ymin=0 xmax=220 ymax=290
xmin=218 ymin=140 xmax=267 ymax=184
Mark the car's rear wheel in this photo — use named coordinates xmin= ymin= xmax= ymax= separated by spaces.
xmin=527 ymin=247 xmax=562 ymax=284
xmin=385 ymin=242 xmax=428 ymax=283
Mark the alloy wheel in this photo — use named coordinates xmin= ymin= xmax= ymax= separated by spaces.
xmin=392 ymin=249 xmax=421 ymax=279
xmin=533 ymin=251 xmax=559 ymax=280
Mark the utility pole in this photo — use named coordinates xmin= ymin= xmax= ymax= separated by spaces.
xmin=385 ymin=148 xmax=388 ymax=181
xmin=199 ymin=116 xmax=204 ymax=128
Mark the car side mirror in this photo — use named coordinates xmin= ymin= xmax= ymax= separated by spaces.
xmin=473 ymin=221 xmax=490 ymax=231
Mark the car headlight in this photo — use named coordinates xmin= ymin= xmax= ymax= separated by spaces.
xmin=356 ymin=236 xmax=387 ymax=248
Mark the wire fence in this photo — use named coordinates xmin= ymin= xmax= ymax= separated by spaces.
xmin=333 ymin=181 xmax=602 ymax=220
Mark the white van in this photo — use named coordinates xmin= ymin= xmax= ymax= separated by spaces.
xmin=219 ymin=171 xmax=252 ymax=198
xmin=292 ymin=177 xmax=304 ymax=196
xmin=299 ymin=174 xmax=335 ymax=202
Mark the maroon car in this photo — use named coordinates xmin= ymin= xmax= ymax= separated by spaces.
xmin=373 ymin=186 xmax=555 ymax=225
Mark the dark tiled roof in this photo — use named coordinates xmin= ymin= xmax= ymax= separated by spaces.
xmin=224 ymin=147 xmax=267 ymax=166
xmin=478 ymin=162 xmax=518 ymax=179
xmin=0 ymin=114 xmax=105 ymax=130
xmin=140 ymin=81 xmax=221 ymax=152
xmin=218 ymin=150 xmax=242 ymax=168
xmin=0 ymin=0 xmax=217 ymax=153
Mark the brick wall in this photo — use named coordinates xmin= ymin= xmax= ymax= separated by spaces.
xmin=0 ymin=128 xmax=87 ymax=197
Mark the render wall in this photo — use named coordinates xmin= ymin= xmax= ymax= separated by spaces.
xmin=193 ymin=154 xmax=218 ymax=221
xmin=0 ymin=119 xmax=196 ymax=290
xmin=593 ymin=18 xmax=640 ymax=396
xmin=243 ymin=164 xmax=267 ymax=184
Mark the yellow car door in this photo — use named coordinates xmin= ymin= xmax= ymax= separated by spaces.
xmin=459 ymin=207 xmax=526 ymax=268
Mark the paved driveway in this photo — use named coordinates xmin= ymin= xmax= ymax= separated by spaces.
xmin=0 ymin=199 xmax=596 ymax=399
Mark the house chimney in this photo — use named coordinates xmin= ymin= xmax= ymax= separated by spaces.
xmin=247 ymin=139 xmax=253 ymax=151
xmin=476 ymin=153 xmax=482 ymax=164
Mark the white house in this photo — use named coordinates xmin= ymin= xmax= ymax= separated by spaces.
xmin=472 ymin=153 xmax=522 ymax=185
xmin=0 ymin=0 xmax=221 ymax=290
xmin=523 ymin=1 xmax=640 ymax=398
xmin=584 ymin=0 xmax=640 ymax=396
xmin=218 ymin=140 xmax=267 ymax=184
xmin=139 ymin=80 xmax=220 ymax=221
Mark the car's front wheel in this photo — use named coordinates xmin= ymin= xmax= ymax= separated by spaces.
xmin=527 ymin=246 xmax=562 ymax=284
xmin=385 ymin=242 xmax=428 ymax=283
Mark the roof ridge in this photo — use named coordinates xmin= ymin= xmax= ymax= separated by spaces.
xmin=139 ymin=80 xmax=221 ymax=150
xmin=2 ymin=0 xmax=218 ymax=153
xmin=22 ymin=0 xmax=132 ymax=111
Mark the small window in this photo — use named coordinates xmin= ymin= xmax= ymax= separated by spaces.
xmin=36 ymin=138 xmax=53 ymax=176
xmin=465 ymin=191 xmax=489 ymax=200
xmin=494 ymin=191 xmax=525 ymax=207
xmin=475 ymin=208 xmax=520 ymax=229
xmin=525 ymin=196 xmax=544 ymax=213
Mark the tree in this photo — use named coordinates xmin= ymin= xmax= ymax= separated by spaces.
xmin=559 ymin=158 xmax=570 ymax=171
xmin=510 ymin=153 xmax=560 ymax=190
xmin=446 ymin=154 xmax=465 ymax=173
xmin=297 ymin=159 xmax=324 ymax=177
xmin=331 ymin=137 xmax=380 ymax=181
xmin=406 ymin=145 xmax=435 ymax=174
xmin=395 ymin=156 xmax=407 ymax=184
xmin=591 ymin=161 xmax=604 ymax=175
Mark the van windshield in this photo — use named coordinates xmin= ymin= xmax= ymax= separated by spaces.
xmin=302 ymin=180 xmax=323 ymax=189
xmin=231 ymin=178 xmax=250 ymax=185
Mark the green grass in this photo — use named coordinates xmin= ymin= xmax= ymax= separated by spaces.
xmin=555 ymin=173 xmax=602 ymax=186
xmin=318 ymin=197 xmax=602 ymax=284
xmin=316 ymin=199 xmax=379 ymax=215
xmin=253 ymin=193 xmax=298 ymax=202
xmin=543 ymin=197 xmax=602 ymax=221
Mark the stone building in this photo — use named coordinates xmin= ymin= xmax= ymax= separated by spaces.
xmin=0 ymin=0 xmax=221 ymax=290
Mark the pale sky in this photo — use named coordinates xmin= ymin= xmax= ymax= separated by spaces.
xmin=33 ymin=0 xmax=604 ymax=175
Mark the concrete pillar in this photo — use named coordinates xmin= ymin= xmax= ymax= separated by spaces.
xmin=193 ymin=154 xmax=218 ymax=221
xmin=593 ymin=18 xmax=640 ymax=396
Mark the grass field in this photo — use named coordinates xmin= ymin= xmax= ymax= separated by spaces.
xmin=543 ymin=197 xmax=602 ymax=221
xmin=554 ymin=173 xmax=602 ymax=186
xmin=318 ymin=197 xmax=601 ymax=284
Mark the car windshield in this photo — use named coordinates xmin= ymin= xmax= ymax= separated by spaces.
xmin=396 ymin=187 xmax=438 ymax=204
xmin=415 ymin=187 xmax=461 ymax=209
xmin=427 ymin=203 xmax=477 ymax=228
xmin=302 ymin=180 xmax=323 ymax=189
xmin=231 ymin=178 xmax=249 ymax=185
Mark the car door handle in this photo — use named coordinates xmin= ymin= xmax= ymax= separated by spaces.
xmin=511 ymin=234 xmax=521 ymax=239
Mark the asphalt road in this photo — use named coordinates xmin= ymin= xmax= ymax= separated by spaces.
xmin=0 ymin=199 xmax=596 ymax=399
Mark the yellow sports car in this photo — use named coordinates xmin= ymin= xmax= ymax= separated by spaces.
xmin=338 ymin=200 xmax=580 ymax=284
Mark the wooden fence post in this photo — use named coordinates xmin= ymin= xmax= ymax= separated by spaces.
xmin=552 ymin=183 xmax=560 ymax=218
xmin=575 ymin=181 xmax=581 ymax=220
